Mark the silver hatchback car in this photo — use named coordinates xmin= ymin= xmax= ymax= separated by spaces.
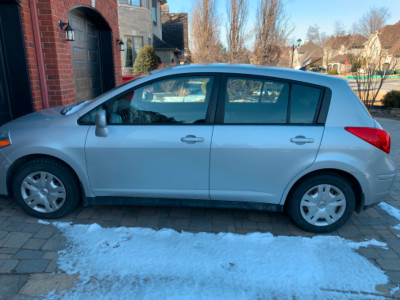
xmin=0 ymin=65 xmax=396 ymax=232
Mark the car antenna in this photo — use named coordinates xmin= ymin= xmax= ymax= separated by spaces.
xmin=299 ymin=58 xmax=322 ymax=71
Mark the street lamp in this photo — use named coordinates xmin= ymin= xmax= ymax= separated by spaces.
xmin=291 ymin=38 xmax=302 ymax=68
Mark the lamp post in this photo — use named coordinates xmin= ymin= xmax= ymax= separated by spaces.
xmin=291 ymin=38 xmax=302 ymax=68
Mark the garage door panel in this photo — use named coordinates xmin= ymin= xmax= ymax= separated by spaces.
xmin=72 ymin=47 xmax=86 ymax=61
xmin=88 ymin=50 xmax=99 ymax=62
xmin=69 ymin=10 xmax=103 ymax=102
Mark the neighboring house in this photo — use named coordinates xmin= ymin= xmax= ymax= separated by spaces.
xmin=293 ymin=42 xmax=323 ymax=68
xmin=118 ymin=0 xmax=155 ymax=75
xmin=161 ymin=5 xmax=190 ymax=64
xmin=323 ymin=34 xmax=366 ymax=74
xmin=118 ymin=0 xmax=181 ymax=73
xmin=363 ymin=21 xmax=400 ymax=70
xmin=0 ymin=0 xmax=122 ymax=126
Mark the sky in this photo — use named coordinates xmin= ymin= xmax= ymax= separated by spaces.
xmin=167 ymin=0 xmax=400 ymax=47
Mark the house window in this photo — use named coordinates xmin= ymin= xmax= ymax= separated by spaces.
xmin=147 ymin=0 xmax=150 ymax=10
xmin=152 ymin=7 xmax=157 ymax=25
xmin=118 ymin=0 xmax=141 ymax=5
xmin=129 ymin=0 xmax=141 ymax=6
xmin=125 ymin=36 xmax=144 ymax=68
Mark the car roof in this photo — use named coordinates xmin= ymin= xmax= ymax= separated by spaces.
xmin=147 ymin=64 xmax=348 ymax=89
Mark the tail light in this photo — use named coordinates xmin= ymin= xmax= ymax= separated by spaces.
xmin=345 ymin=127 xmax=391 ymax=154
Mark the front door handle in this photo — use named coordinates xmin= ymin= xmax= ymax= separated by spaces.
xmin=290 ymin=136 xmax=314 ymax=144
xmin=181 ymin=135 xmax=204 ymax=144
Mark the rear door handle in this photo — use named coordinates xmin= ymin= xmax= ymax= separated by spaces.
xmin=181 ymin=135 xmax=204 ymax=143
xmin=290 ymin=136 xmax=314 ymax=144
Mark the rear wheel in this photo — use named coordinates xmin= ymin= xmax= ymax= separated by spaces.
xmin=287 ymin=174 xmax=355 ymax=233
xmin=12 ymin=158 xmax=80 ymax=219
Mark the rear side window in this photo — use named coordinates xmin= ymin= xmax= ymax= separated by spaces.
xmin=224 ymin=78 xmax=289 ymax=124
xmin=290 ymin=84 xmax=321 ymax=124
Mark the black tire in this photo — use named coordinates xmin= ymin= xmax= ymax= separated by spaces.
xmin=12 ymin=158 xmax=80 ymax=219
xmin=287 ymin=174 xmax=355 ymax=233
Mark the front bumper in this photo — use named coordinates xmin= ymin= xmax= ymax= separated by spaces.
xmin=0 ymin=150 xmax=12 ymax=196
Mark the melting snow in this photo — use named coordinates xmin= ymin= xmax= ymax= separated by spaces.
xmin=43 ymin=222 xmax=388 ymax=299
xmin=379 ymin=202 xmax=400 ymax=221
xmin=379 ymin=202 xmax=400 ymax=235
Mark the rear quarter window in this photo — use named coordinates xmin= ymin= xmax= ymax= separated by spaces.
xmin=290 ymin=84 xmax=322 ymax=124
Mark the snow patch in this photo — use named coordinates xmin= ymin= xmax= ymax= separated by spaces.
xmin=379 ymin=202 xmax=400 ymax=221
xmin=44 ymin=223 xmax=388 ymax=299
xmin=37 ymin=220 xmax=50 ymax=225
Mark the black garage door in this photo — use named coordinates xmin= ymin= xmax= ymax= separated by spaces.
xmin=0 ymin=0 xmax=33 ymax=126
xmin=68 ymin=8 xmax=115 ymax=102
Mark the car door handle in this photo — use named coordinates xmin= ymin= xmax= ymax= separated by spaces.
xmin=181 ymin=135 xmax=204 ymax=143
xmin=290 ymin=136 xmax=314 ymax=144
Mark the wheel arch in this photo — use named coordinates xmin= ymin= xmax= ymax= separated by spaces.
xmin=283 ymin=169 xmax=363 ymax=213
xmin=7 ymin=154 xmax=88 ymax=204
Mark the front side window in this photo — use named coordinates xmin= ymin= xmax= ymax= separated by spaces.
xmin=125 ymin=36 xmax=144 ymax=68
xmin=106 ymin=76 xmax=214 ymax=125
xmin=224 ymin=77 xmax=289 ymax=124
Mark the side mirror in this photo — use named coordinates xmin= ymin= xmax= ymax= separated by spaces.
xmin=95 ymin=110 xmax=108 ymax=137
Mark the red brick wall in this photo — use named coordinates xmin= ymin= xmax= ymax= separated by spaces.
xmin=19 ymin=0 xmax=44 ymax=111
xmin=19 ymin=0 xmax=122 ymax=110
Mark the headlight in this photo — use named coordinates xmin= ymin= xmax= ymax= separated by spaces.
xmin=0 ymin=129 xmax=11 ymax=148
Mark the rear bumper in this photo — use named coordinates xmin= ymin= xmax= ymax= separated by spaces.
xmin=362 ymin=171 xmax=397 ymax=209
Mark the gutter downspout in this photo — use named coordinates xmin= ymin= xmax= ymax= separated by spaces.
xmin=29 ymin=0 xmax=49 ymax=109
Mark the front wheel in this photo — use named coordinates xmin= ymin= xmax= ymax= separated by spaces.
xmin=287 ymin=174 xmax=355 ymax=233
xmin=12 ymin=158 xmax=80 ymax=219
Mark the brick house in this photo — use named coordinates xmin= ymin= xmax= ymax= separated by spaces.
xmin=363 ymin=21 xmax=400 ymax=70
xmin=0 ymin=0 xmax=122 ymax=126
xmin=323 ymin=34 xmax=366 ymax=74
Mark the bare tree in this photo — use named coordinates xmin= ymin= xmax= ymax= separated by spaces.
xmin=226 ymin=0 xmax=249 ymax=63
xmin=306 ymin=24 xmax=329 ymax=47
xmin=350 ymin=54 xmax=397 ymax=108
xmin=190 ymin=0 xmax=222 ymax=63
xmin=352 ymin=7 xmax=391 ymax=37
xmin=253 ymin=0 xmax=291 ymax=66
xmin=306 ymin=24 xmax=320 ymax=44
xmin=333 ymin=20 xmax=346 ymax=37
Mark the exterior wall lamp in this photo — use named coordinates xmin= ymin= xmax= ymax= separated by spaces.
xmin=59 ymin=21 xmax=75 ymax=41
xmin=117 ymin=39 xmax=125 ymax=51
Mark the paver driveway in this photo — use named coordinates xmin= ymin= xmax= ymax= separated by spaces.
xmin=0 ymin=117 xmax=400 ymax=299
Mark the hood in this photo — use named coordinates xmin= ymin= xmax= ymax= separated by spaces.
xmin=0 ymin=106 xmax=66 ymax=131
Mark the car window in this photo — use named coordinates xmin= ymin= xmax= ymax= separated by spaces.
xmin=80 ymin=76 xmax=214 ymax=125
xmin=290 ymin=84 xmax=321 ymax=124
xmin=224 ymin=77 xmax=289 ymax=124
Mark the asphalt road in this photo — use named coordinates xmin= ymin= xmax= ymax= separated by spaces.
xmin=347 ymin=78 xmax=400 ymax=93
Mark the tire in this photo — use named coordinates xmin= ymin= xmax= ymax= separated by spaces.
xmin=287 ymin=174 xmax=355 ymax=233
xmin=12 ymin=158 xmax=80 ymax=219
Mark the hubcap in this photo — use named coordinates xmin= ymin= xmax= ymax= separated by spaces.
xmin=300 ymin=184 xmax=346 ymax=227
xmin=20 ymin=171 xmax=66 ymax=213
